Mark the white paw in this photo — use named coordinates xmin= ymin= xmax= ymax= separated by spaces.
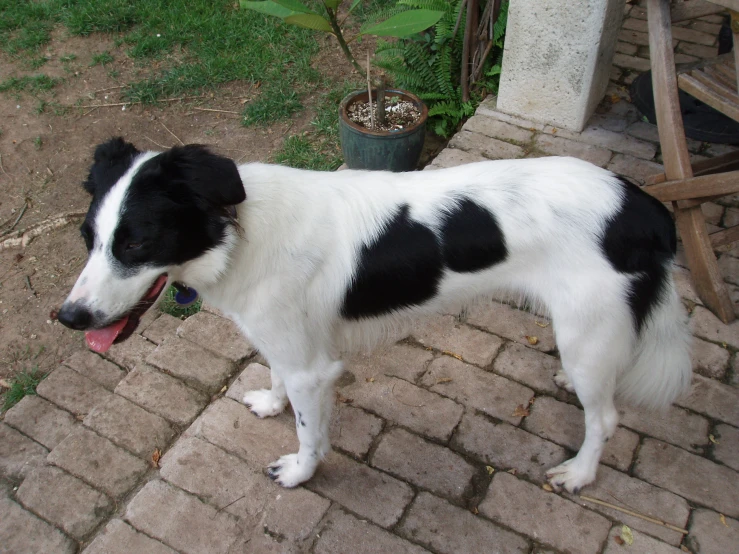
xmin=267 ymin=454 xmax=315 ymax=488
xmin=553 ymin=370 xmax=575 ymax=393
xmin=546 ymin=458 xmax=596 ymax=494
xmin=242 ymin=389 xmax=288 ymax=418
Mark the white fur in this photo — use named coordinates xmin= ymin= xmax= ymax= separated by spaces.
xmin=68 ymin=155 xmax=692 ymax=491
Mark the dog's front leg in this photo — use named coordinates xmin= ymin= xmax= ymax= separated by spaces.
xmin=242 ymin=367 xmax=289 ymax=418
xmin=267 ymin=361 xmax=341 ymax=488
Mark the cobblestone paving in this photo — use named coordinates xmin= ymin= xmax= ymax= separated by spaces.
xmin=2 ymin=3 xmax=739 ymax=553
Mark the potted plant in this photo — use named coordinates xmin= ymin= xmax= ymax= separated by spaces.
xmin=240 ymin=0 xmax=442 ymax=171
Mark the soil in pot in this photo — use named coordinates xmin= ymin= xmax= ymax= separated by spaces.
xmin=347 ymin=97 xmax=421 ymax=132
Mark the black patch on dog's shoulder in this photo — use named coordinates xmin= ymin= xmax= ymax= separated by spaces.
xmin=601 ymin=178 xmax=676 ymax=332
xmin=341 ymin=205 xmax=442 ymax=319
xmin=441 ymin=198 xmax=508 ymax=272
xmin=110 ymin=144 xmax=244 ymax=268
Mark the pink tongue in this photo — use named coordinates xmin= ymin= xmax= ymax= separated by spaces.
xmin=86 ymin=316 xmax=129 ymax=353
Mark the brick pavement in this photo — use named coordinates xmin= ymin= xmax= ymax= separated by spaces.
xmin=2 ymin=3 xmax=739 ymax=553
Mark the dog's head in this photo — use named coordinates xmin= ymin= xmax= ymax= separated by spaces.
xmin=58 ymin=137 xmax=245 ymax=352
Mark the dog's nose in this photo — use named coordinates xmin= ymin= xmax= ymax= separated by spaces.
xmin=57 ymin=303 xmax=93 ymax=330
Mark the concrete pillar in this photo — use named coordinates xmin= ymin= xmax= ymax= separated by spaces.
xmin=496 ymin=0 xmax=624 ymax=132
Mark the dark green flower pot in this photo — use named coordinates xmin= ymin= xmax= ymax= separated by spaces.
xmin=339 ymin=89 xmax=428 ymax=172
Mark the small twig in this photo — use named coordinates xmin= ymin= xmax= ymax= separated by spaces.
xmin=579 ymin=496 xmax=689 ymax=534
xmin=25 ymin=275 xmax=36 ymax=296
xmin=91 ymin=84 xmax=126 ymax=95
xmin=76 ymin=95 xmax=207 ymax=109
xmin=213 ymin=495 xmax=246 ymax=516
xmin=0 ymin=211 xmax=86 ymax=251
xmin=0 ymin=153 xmax=8 ymax=176
xmin=161 ymin=122 xmax=184 ymax=146
xmin=391 ymin=381 xmax=425 ymax=408
xmin=143 ymin=135 xmax=170 ymax=150
xmin=366 ymin=52 xmax=374 ymax=130
xmin=1 ymin=202 xmax=28 ymax=236
xmin=192 ymin=107 xmax=240 ymax=115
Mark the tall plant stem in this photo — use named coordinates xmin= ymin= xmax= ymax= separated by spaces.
xmin=327 ymin=8 xmax=366 ymax=78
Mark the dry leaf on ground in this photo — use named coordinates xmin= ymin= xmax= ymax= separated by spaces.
xmin=512 ymin=404 xmax=530 ymax=417
xmin=525 ymin=335 xmax=539 ymax=345
xmin=151 ymin=448 xmax=162 ymax=468
xmin=486 ymin=465 xmax=495 ymax=475
xmin=621 ymin=525 xmax=634 ymax=546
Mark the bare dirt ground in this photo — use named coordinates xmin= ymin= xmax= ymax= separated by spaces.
xmin=0 ymin=31 xmax=427 ymax=381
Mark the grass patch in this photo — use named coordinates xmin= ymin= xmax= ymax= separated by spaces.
xmin=91 ymin=51 xmax=114 ymax=67
xmin=273 ymin=81 xmax=357 ymax=171
xmin=0 ymin=75 xmax=60 ymax=94
xmin=159 ymin=286 xmax=202 ymax=320
xmin=1 ymin=367 xmax=45 ymax=413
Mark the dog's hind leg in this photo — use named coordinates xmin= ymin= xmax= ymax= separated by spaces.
xmin=242 ymin=367 xmax=289 ymax=418
xmin=545 ymin=311 xmax=629 ymax=493
xmin=267 ymin=359 xmax=343 ymax=488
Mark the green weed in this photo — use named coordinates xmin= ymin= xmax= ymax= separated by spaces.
xmin=159 ymin=286 xmax=202 ymax=319
xmin=90 ymin=51 xmax=114 ymax=66
xmin=0 ymin=75 xmax=60 ymax=94
xmin=1 ymin=367 xmax=45 ymax=413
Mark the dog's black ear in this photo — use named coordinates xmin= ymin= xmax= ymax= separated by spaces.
xmin=160 ymin=144 xmax=246 ymax=207
xmin=84 ymin=137 xmax=140 ymax=195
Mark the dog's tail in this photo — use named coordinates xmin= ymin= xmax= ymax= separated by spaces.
xmin=617 ymin=272 xmax=692 ymax=409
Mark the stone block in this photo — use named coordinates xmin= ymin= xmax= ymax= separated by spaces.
xmin=674 ymin=266 xmax=702 ymax=305
xmin=176 ymin=310 xmax=254 ymax=362
xmin=0 ymin=423 xmax=48 ymax=480
xmin=612 ymin=53 xmax=652 ymax=72
xmin=690 ymin=305 xmax=739 ymax=348
xmin=48 ymin=427 xmax=148 ymax=498
xmin=702 ymin=202 xmax=725 ymax=226
xmin=17 ymin=465 xmax=113 ymax=540
xmin=421 ymin=356 xmax=534 ymax=425
xmin=115 ymin=364 xmax=209 ymax=426
xmin=344 ymin=375 xmax=463 ymax=441
xmin=372 ymin=428 xmax=475 ymax=501
xmin=496 ymin=0 xmax=624 ymax=131
xmin=104 ymin=334 xmax=156 ymax=370
xmin=615 ymin=41 xmax=638 ymax=55
xmin=492 ymin=343 xmax=561 ymax=395
xmin=226 ymin=361 xmax=272 ymax=401
xmin=686 ymin=509 xmax=739 ymax=554
xmin=622 ymin=18 xmax=648 ymax=33
xmin=4 ymin=395 xmax=75 ymax=449
xmin=315 ymin=507 xmax=429 ymax=554
xmin=426 ymin=148 xmax=487 ymax=170
xmin=125 ymin=480 xmax=242 ymax=554
xmin=187 ymin=398 xmax=296 ymax=469
xmin=449 ymin=130 xmax=526 ymax=159
xmin=479 ymin=472 xmax=611 ymax=554
xmin=618 ymin=403 xmax=710 ymax=452
xmin=347 ymin=344 xmax=433 ymax=383
xmin=466 ymin=301 xmax=556 ymax=352
xmin=534 ymin=134 xmax=613 ymax=167
xmin=714 ymin=423 xmax=739 ymax=472
xmin=411 ymin=314 xmax=504 ymax=367
xmin=398 ymin=492 xmax=529 ymax=554
xmin=307 ymin=451 xmax=414 ymax=528
xmin=671 ymin=26 xmax=717 ymax=46
xmin=675 ymin=373 xmax=739 ymax=426
xmin=36 ymin=365 xmax=112 ymax=417
xmin=677 ymin=41 xmax=721 ymax=59
xmin=634 ymin=439 xmax=739 ymax=518
xmin=142 ymin=313 xmax=182 ymax=344
xmin=476 ymin=96 xmax=547 ymax=131
xmin=330 ymin=404 xmax=383 ymax=459
xmin=718 ymin=254 xmax=739 ymax=285
xmin=607 ymin=154 xmax=664 ymax=185
xmin=83 ymin=394 xmax=176 ymax=458
xmin=603 ymin=526 xmax=682 ymax=554
xmin=63 ymin=350 xmax=126 ymax=390
xmin=524 ymin=397 xmax=639 ymax=471
xmin=691 ymin=338 xmax=731 ymax=379
xmin=146 ymin=336 xmax=234 ymax=392
xmin=566 ymin=465 xmax=690 ymax=545
xmin=462 ymin=115 xmax=534 ymax=144
xmin=84 ymin=519 xmax=178 ymax=554
xmin=588 ymin=111 xmax=629 ymax=133
xmin=160 ymin=435 xmax=330 ymax=537
xmin=451 ymin=413 xmax=568 ymax=483
xmin=0 ymin=495 xmax=76 ymax=554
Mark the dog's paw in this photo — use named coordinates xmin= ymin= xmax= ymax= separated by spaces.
xmin=553 ymin=370 xmax=575 ymax=393
xmin=546 ymin=458 xmax=596 ymax=494
xmin=242 ymin=389 xmax=288 ymax=418
xmin=266 ymin=454 xmax=314 ymax=488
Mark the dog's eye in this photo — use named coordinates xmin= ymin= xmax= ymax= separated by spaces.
xmin=125 ymin=242 xmax=143 ymax=251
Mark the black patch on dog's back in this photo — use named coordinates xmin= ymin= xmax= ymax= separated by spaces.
xmin=601 ymin=178 xmax=676 ymax=332
xmin=441 ymin=198 xmax=508 ymax=272
xmin=341 ymin=205 xmax=443 ymax=319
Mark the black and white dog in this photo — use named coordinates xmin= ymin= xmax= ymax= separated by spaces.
xmin=58 ymin=138 xmax=691 ymax=492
